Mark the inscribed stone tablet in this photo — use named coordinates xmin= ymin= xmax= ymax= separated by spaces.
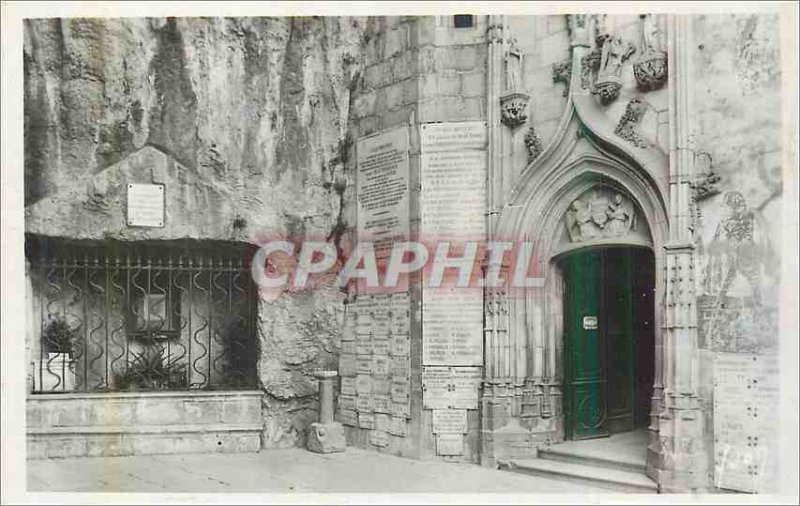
xmin=338 ymin=409 xmax=358 ymax=427
xmin=339 ymin=355 xmax=357 ymax=377
xmin=357 ymin=355 xmax=373 ymax=374
xmin=372 ymin=376 xmax=391 ymax=395
xmin=422 ymin=367 xmax=452 ymax=409
xmin=391 ymin=334 xmax=410 ymax=356
xmin=356 ymin=126 xmax=410 ymax=258
xmin=127 ymin=183 xmax=165 ymax=227
xmin=356 ymin=335 xmax=373 ymax=355
xmin=373 ymin=354 xmax=390 ymax=376
xmin=432 ymin=409 xmax=468 ymax=433
xmin=388 ymin=416 xmax=407 ymax=437
xmin=340 ymin=377 xmax=357 ymax=396
xmin=356 ymin=374 xmax=372 ymax=396
xmin=341 ymin=340 xmax=356 ymax=355
xmin=338 ymin=395 xmax=356 ymax=411
xmin=370 ymin=430 xmax=389 ymax=447
xmin=373 ymin=339 xmax=391 ymax=357
xmin=391 ymin=377 xmax=410 ymax=401
xmin=390 ymin=356 xmax=410 ymax=379
xmin=357 ymin=395 xmax=374 ymax=413
xmin=359 ymin=413 xmax=375 ymax=430
xmin=374 ymin=394 xmax=391 ymax=414
xmin=436 ymin=433 xmax=464 ymax=456
xmin=391 ymin=401 xmax=410 ymax=419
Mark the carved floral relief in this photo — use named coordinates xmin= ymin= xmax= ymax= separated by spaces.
xmin=564 ymin=189 xmax=638 ymax=243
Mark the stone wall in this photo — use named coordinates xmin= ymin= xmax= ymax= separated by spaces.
xmin=24 ymin=16 xmax=371 ymax=449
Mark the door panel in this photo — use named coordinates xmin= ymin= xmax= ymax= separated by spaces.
xmin=563 ymin=250 xmax=608 ymax=440
xmin=604 ymin=249 xmax=635 ymax=434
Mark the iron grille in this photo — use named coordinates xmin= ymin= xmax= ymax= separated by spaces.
xmin=26 ymin=237 xmax=259 ymax=393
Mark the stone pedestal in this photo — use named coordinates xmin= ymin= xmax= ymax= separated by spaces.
xmin=307 ymin=370 xmax=345 ymax=454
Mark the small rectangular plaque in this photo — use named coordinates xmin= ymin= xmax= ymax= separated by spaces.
xmin=127 ymin=183 xmax=165 ymax=227
xmin=436 ymin=433 xmax=464 ymax=456
xmin=583 ymin=316 xmax=598 ymax=330
xmin=432 ymin=409 xmax=468 ymax=433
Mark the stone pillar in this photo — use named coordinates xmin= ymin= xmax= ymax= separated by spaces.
xmin=307 ymin=370 xmax=345 ymax=454
xmin=646 ymin=15 xmax=709 ymax=492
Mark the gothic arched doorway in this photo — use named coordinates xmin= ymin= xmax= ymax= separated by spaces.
xmin=558 ymin=246 xmax=655 ymax=441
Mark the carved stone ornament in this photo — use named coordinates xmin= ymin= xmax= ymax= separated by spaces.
xmin=633 ymin=14 xmax=668 ymax=91
xmin=614 ymin=97 xmax=648 ymax=148
xmin=524 ymin=126 xmax=542 ymax=163
xmin=564 ymin=188 xmax=638 ymax=243
xmin=567 ymin=14 xmax=591 ymax=47
xmin=552 ymin=59 xmax=571 ymax=97
xmin=500 ymin=91 xmax=530 ymax=128
xmin=581 ymin=49 xmax=602 ymax=90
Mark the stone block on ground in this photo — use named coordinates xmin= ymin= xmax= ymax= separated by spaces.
xmin=307 ymin=422 xmax=346 ymax=454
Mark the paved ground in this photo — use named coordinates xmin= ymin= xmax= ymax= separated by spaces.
xmin=28 ymin=447 xmax=612 ymax=494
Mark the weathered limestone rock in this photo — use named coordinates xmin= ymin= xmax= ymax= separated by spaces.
xmin=307 ymin=422 xmax=346 ymax=454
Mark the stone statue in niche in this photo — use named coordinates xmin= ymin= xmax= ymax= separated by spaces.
xmin=505 ymin=40 xmax=523 ymax=92
xmin=567 ymin=14 xmax=590 ymax=47
xmin=634 ymin=14 xmax=668 ymax=91
xmin=565 ymin=190 xmax=637 ymax=242
xmin=595 ymin=34 xmax=635 ymax=104
xmin=500 ymin=39 xmax=530 ymax=128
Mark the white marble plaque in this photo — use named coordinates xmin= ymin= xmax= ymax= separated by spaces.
xmin=391 ymin=355 xmax=410 ymax=378
xmin=436 ymin=433 xmax=464 ymax=456
xmin=356 ymin=374 xmax=372 ymax=396
xmin=388 ymin=416 xmax=407 ymax=437
xmin=422 ymin=288 xmax=483 ymax=366
xmin=357 ymin=395 xmax=374 ymax=413
xmin=338 ymin=395 xmax=356 ymax=411
xmin=359 ymin=412 xmax=375 ymax=430
xmin=357 ymin=126 xmax=410 ymax=257
xmin=373 ymin=355 xmax=390 ymax=376
xmin=370 ymin=430 xmax=389 ymax=447
xmin=391 ymin=335 xmax=410 ymax=357
xmin=420 ymin=151 xmax=486 ymax=237
xmin=451 ymin=367 xmax=483 ymax=409
xmin=357 ymin=355 xmax=372 ymax=374
xmin=356 ymin=335 xmax=372 ymax=355
xmin=423 ymin=366 xmax=483 ymax=409
xmin=422 ymin=366 xmax=452 ymax=409
xmin=391 ymin=377 xmax=410 ymax=401
xmin=372 ymin=376 xmax=391 ymax=396
xmin=391 ymin=401 xmax=411 ymax=419
xmin=127 ymin=183 xmax=165 ymax=227
xmin=339 ymin=355 xmax=357 ymax=377
xmin=374 ymin=394 xmax=391 ymax=414
xmin=420 ymin=121 xmax=487 ymax=152
xmin=432 ymin=409 xmax=468 ymax=433
xmin=373 ymin=339 xmax=391 ymax=356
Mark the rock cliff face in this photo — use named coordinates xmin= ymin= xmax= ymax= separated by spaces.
xmin=24 ymin=16 xmax=374 ymax=448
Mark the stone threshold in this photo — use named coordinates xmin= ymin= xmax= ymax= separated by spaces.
xmin=28 ymin=390 xmax=263 ymax=401
xmin=28 ymin=423 xmax=263 ymax=435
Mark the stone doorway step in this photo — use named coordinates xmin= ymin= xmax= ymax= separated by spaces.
xmin=499 ymin=430 xmax=658 ymax=493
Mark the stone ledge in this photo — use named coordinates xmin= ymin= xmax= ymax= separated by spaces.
xmin=27 ymin=390 xmax=263 ymax=402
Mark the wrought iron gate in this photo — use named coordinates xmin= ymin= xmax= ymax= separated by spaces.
xmin=27 ymin=237 xmax=259 ymax=393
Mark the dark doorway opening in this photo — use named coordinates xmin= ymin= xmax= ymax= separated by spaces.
xmin=559 ymin=246 xmax=655 ymax=440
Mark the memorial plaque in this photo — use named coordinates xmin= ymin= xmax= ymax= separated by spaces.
xmin=341 ymin=376 xmax=357 ymax=396
xmin=391 ymin=377 xmax=410 ymax=401
xmin=432 ymin=409 xmax=468 ymax=433
xmin=422 ymin=289 xmax=483 ymax=366
xmin=338 ymin=394 xmax=356 ymax=411
xmin=356 ymin=374 xmax=372 ymax=396
xmin=356 ymin=335 xmax=373 ymax=356
xmin=370 ymin=430 xmax=389 ymax=447
xmin=452 ymin=367 xmax=483 ymax=409
xmin=392 ymin=313 xmax=410 ymax=335
xmin=373 ymin=376 xmax=391 ymax=395
xmin=391 ymin=335 xmax=410 ymax=357
xmin=359 ymin=412 xmax=375 ymax=430
xmin=422 ymin=367 xmax=452 ymax=409
xmin=375 ymin=413 xmax=391 ymax=432
xmin=357 ymin=355 xmax=373 ymax=374
xmin=373 ymin=339 xmax=391 ymax=357
xmin=374 ymin=394 xmax=392 ymax=414
xmin=420 ymin=121 xmax=487 ymax=152
xmin=391 ymin=292 xmax=410 ymax=312
xmin=338 ymin=409 xmax=358 ymax=427
xmin=339 ymin=354 xmax=357 ymax=377
xmin=423 ymin=366 xmax=483 ymax=409
xmin=127 ymin=183 xmax=165 ymax=227
xmin=373 ymin=312 xmax=391 ymax=336
xmin=357 ymin=126 xmax=410 ymax=258
xmin=420 ymin=151 xmax=486 ymax=237
xmin=392 ymin=401 xmax=411 ymax=419
xmin=357 ymin=394 xmax=374 ymax=413
xmin=373 ymin=295 xmax=391 ymax=314
xmin=388 ymin=416 xmax=407 ymax=437
xmin=713 ymin=353 xmax=780 ymax=493
xmin=391 ymin=356 xmax=410 ymax=379
xmin=436 ymin=433 xmax=464 ymax=456
xmin=341 ymin=340 xmax=356 ymax=356
xmin=373 ymin=355 xmax=390 ymax=376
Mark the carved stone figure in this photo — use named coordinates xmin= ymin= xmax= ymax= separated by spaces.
xmin=614 ymin=98 xmax=648 ymax=148
xmin=500 ymin=92 xmax=530 ymax=128
xmin=524 ymin=126 xmax=542 ymax=163
xmin=565 ymin=190 xmax=638 ymax=242
xmin=567 ymin=14 xmax=590 ymax=47
xmin=505 ymin=40 xmax=523 ymax=91
xmin=595 ymin=35 xmax=634 ymax=103
xmin=552 ymin=59 xmax=571 ymax=97
xmin=634 ymin=14 xmax=668 ymax=91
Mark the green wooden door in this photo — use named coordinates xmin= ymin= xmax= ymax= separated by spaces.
xmin=561 ymin=247 xmax=644 ymax=440
xmin=562 ymin=249 xmax=608 ymax=440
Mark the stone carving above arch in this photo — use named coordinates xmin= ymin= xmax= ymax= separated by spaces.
xmin=559 ymin=186 xmax=652 ymax=249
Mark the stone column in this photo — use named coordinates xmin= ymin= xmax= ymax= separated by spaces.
xmin=307 ymin=369 xmax=345 ymax=454
xmin=647 ymin=15 xmax=708 ymax=492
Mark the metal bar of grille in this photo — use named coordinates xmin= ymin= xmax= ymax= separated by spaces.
xmin=28 ymin=240 xmax=258 ymax=394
